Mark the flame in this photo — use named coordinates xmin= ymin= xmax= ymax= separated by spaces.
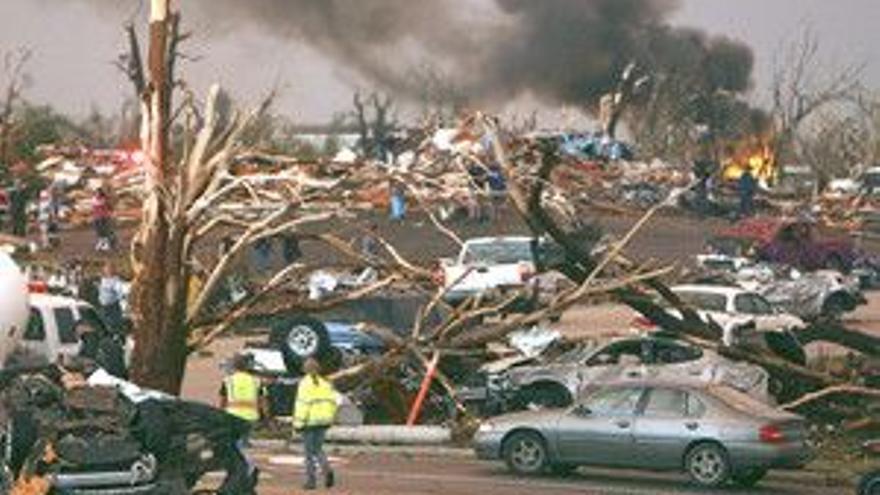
xmin=722 ymin=137 xmax=777 ymax=185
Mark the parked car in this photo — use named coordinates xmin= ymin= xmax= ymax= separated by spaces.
xmin=461 ymin=336 xmax=773 ymax=415
xmin=473 ymin=380 xmax=813 ymax=488
xmin=667 ymin=284 xmax=805 ymax=351
xmin=7 ymin=292 xmax=130 ymax=368
xmin=438 ymin=236 xmax=564 ymax=314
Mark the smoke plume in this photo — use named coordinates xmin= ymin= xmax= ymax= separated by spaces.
xmin=70 ymin=0 xmax=756 ymax=107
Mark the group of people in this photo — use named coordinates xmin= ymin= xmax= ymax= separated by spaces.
xmin=220 ymin=356 xmax=339 ymax=491
xmin=692 ymin=157 xmax=758 ymax=220
xmin=466 ymin=162 xmax=507 ymax=223
xmin=2 ymin=177 xmax=117 ymax=252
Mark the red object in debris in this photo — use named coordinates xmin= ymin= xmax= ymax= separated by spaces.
xmin=759 ymin=424 xmax=785 ymax=443
xmin=406 ymin=352 xmax=441 ymax=426
xmin=28 ymin=281 xmax=48 ymax=293
xmin=632 ymin=316 xmax=656 ymax=330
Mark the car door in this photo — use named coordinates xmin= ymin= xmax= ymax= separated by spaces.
xmin=733 ymin=292 xmax=782 ymax=331
xmin=555 ymin=386 xmax=646 ymax=467
xmin=632 ymin=386 xmax=708 ymax=469
xmin=54 ymin=306 xmax=82 ymax=360
xmin=21 ymin=307 xmax=50 ymax=364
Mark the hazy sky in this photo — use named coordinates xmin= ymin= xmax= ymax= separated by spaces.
xmin=1 ymin=0 xmax=878 ymax=122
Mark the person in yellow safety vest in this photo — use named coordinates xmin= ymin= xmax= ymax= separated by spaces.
xmin=294 ymin=358 xmax=339 ymax=491
xmin=219 ymin=354 xmax=263 ymax=423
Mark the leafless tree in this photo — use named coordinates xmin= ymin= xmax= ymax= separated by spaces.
xmin=771 ymin=27 xmax=864 ymax=170
xmin=0 ymin=47 xmax=32 ymax=165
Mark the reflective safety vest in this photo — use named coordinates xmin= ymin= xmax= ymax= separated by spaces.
xmin=225 ymin=371 xmax=261 ymax=422
xmin=293 ymin=375 xmax=338 ymax=430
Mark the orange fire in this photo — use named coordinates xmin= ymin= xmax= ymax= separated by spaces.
xmin=722 ymin=138 xmax=777 ymax=185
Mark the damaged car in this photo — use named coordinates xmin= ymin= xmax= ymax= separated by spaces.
xmin=0 ymin=365 xmax=257 ymax=494
xmin=462 ymin=335 xmax=774 ymax=415
xmin=759 ymin=269 xmax=866 ymax=321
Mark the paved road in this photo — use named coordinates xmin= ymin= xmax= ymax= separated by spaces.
xmin=236 ymin=450 xmax=847 ymax=495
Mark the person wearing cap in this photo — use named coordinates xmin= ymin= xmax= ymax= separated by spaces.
xmin=293 ymin=358 xmax=339 ymax=490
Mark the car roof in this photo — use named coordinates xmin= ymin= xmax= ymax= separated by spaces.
xmin=29 ymin=293 xmax=91 ymax=309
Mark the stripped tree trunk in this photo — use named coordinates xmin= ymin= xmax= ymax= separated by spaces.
xmin=129 ymin=0 xmax=189 ymax=393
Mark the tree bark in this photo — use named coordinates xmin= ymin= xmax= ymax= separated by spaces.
xmin=129 ymin=0 xmax=188 ymax=394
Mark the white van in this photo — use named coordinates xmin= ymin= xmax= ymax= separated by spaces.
xmin=13 ymin=293 xmax=107 ymax=366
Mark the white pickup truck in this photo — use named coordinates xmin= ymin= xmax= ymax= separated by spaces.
xmin=439 ymin=236 xmax=564 ymax=313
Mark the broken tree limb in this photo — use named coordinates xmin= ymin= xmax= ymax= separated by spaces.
xmin=780 ymin=385 xmax=880 ymax=411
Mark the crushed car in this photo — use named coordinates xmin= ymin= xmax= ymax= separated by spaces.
xmin=459 ymin=335 xmax=776 ymax=416
xmin=690 ymin=256 xmax=866 ymax=321
xmin=0 ymin=365 xmax=257 ymax=494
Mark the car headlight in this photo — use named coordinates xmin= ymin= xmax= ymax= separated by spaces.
xmin=477 ymin=422 xmax=495 ymax=433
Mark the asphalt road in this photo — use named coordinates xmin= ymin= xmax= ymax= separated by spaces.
xmin=239 ymin=450 xmax=848 ymax=495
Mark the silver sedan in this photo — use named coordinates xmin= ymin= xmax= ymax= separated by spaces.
xmin=474 ymin=380 xmax=812 ymax=488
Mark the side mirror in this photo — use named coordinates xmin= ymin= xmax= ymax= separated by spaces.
xmin=572 ymin=404 xmax=592 ymax=417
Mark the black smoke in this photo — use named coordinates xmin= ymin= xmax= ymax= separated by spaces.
xmin=68 ymin=0 xmax=756 ymax=107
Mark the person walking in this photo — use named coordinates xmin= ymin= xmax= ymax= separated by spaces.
xmin=293 ymin=358 xmax=339 ymax=490
xmin=37 ymin=186 xmax=60 ymax=249
xmin=92 ymin=186 xmax=115 ymax=251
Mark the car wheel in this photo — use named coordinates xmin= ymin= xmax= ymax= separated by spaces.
xmin=549 ymin=463 xmax=578 ymax=477
xmin=503 ymin=431 xmax=548 ymax=476
xmin=731 ymin=468 xmax=767 ymax=487
xmin=821 ymin=292 xmax=853 ymax=319
xmin=684 ymin=442 xmax=730 ymax=487
xmin=860 ymin=471 xmax=880 ymax=495
xmin=270 ymin=316 xmax=331 ymax=373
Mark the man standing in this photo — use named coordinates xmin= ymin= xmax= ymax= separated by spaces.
xmin=98 ymin=263 xmax=125 ymax=331
xmin=294 ymin=358 xmax=338 ymax=490
xmin=219 ymin=354 xmax=263 ymax=425
xmin=738 ymin=168 xmax=757 ymax=219
xmin=75 ymin=320 xmax=127 ymax=379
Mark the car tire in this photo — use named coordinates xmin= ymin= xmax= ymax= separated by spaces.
xmin=269 ymin=316 xmax=332 ymax=374
xmin=860 ymin=470 xmax=880 ymax=495
xmin=821 ymin=292 xmax=854 ymax=319
xmin=684 ymin=442 xmax=730 ymax=487
xmin=731 ymin=468 xmax=767 ymax=487
xmin=503 ymin=431 xmax=548 ymax=476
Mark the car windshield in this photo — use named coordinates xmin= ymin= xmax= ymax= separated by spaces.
xmin=675 ymin=290 xmax=727 ymax=312
xmin=734 ymin=293 xmax=774 ymax=315
xmin=462 ymin=241 xmax=532 ymax=265
xmin=553 ymin=342 xmax=599 ymax=364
